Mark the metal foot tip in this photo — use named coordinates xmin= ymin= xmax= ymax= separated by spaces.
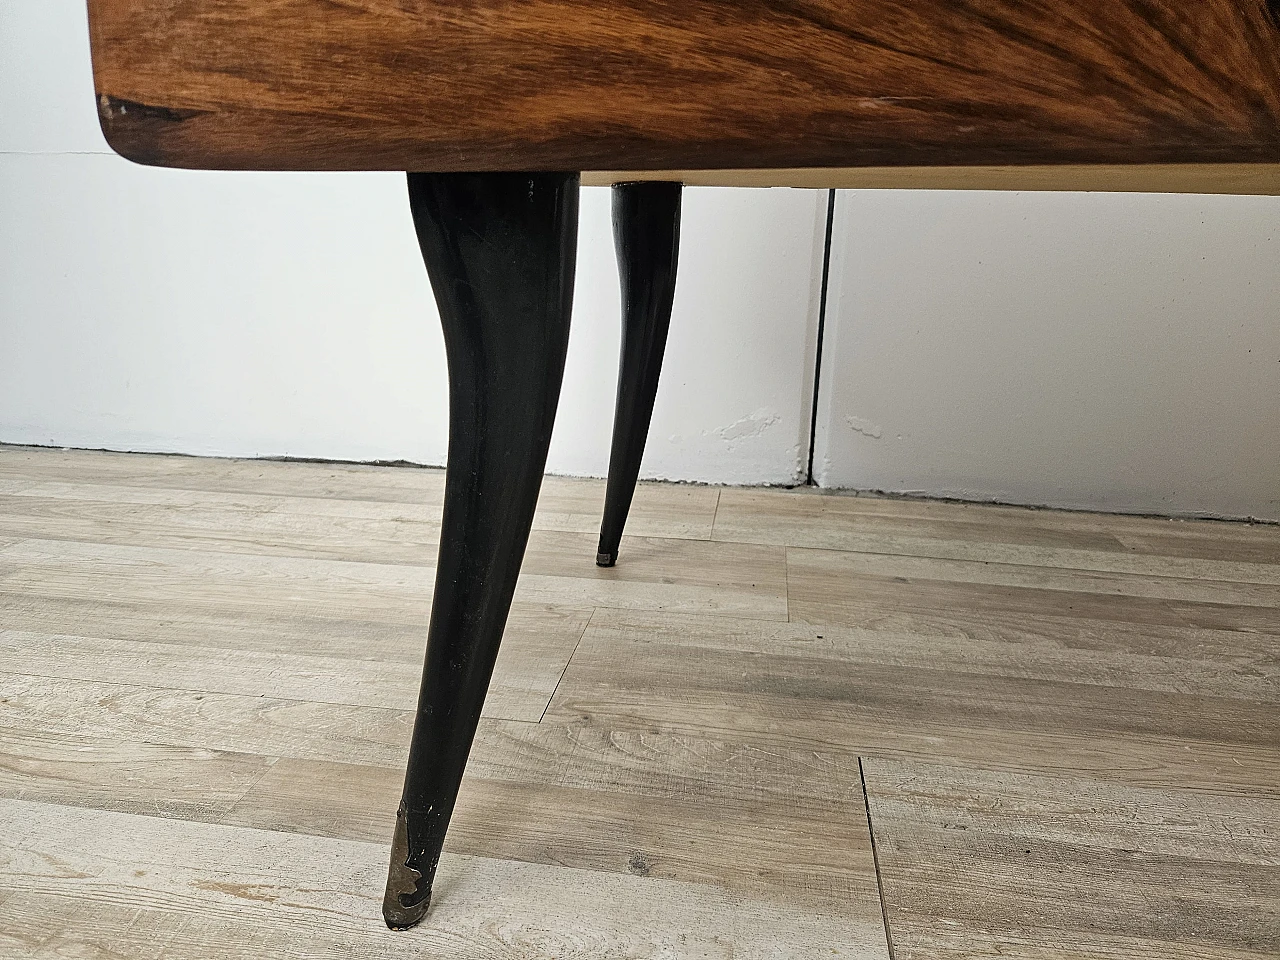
xmin=383 ymin=888 xmax=431 ymax=931
xmin=596 ymin=550 xmax=617 ymax=567
xmin=382 ymin=806 xmax=432 ymax=930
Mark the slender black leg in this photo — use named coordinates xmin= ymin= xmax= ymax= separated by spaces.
xmin=383 ymin=171 xmax=579 ymax=930
xmin=596 ymin=181 xmax=682 ymax=567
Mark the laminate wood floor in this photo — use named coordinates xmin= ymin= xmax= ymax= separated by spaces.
xmin=0 ymin=445 xmax=1276 ymax=958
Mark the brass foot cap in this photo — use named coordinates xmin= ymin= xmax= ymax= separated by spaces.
xmin=383 ymin=807 xmax=431 ymax=930
xmin=383 ymin=887 xmax=431 ymax=931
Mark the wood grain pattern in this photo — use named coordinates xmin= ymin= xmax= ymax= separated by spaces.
xmin=1 ymin=446 xmax=1276 ymax=957
xmin=0 ymin=800 xmax=889 ymax=959
xmin=716 ymin=487 xmax=1280 ymax=575
xmin=543 ymin=609 xmax=1280 ymax=796
xmin=1 ymin=671 xmax=414 ymax=768
xmin=85 ymin=1 xmax=1280 ymax=177
xmin=786 ymin=545 xmax=1280 ymax=607
xmin=0 ymin=488 xmax=715 ymax=571
xmin=0 ymin=726 xmax=275 ymax=821
xmin=799 ymin=574 xmax=1280 ymax=641
xmin=0 ymin=530 xmax=784 ymax=623
xmin=0 ymin=588 xmax=583 ymax=672
xmin=579 ymin=607 xmax=1280 ymax=702
xmin=0 ymin=625 xmax=583 ymax=721
xmin=0 ymin=447 xmax=447 ymax=501
xmin=861 ymin=758 xmax=1280 ymax=959
xmin=547 ymin=625 xmax=1280 ymax=754
xmin=222 ymin=749 xmax=879 ymax=913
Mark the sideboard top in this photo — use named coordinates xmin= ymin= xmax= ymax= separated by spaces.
xmin=88 ymin=0 xmax=1280 ymax=189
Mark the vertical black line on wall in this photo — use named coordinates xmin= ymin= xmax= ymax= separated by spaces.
xmin=805 ymin=189 xmax=837 ymax=486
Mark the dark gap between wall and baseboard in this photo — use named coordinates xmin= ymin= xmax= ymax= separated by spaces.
xmin=805 ymin=188 xmax=838 ymax=487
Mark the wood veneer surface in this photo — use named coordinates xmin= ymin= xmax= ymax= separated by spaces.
xmin=87 ymin=1 xmax=1280 ymax=185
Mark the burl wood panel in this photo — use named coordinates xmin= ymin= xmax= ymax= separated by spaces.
xmin=88 ymin=1 xmax=1280 ymax=175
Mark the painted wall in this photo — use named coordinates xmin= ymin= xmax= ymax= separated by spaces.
xmin=0 ymin=0 xmax=826 ymax=486
xmin=4 ymin=1 xmax=1278 ymax=518
xmin=815 ymin=190 xmax=1280 ymax=520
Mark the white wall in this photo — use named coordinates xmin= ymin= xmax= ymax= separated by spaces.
xmin=815 ymin=191 xmax=1280 ymax=520
xmin=4 ymin=0 xmax=1278 ymax=518
xmin=0 ymin=0 xmax=826 ymax=486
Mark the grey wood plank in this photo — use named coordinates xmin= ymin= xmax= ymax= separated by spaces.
xmin=9 ymin=478 xmax=439 ymax=516
xmin=0 ymin=669 xmax=878 ymax=800
xmin=787 ymin=546 xmax=1280 ymax=609
xmin=0 ymin=538 xmax=22 ymax=582
xmin=0 ymin=533 xmax=786 ymax=622
xmin=787 ymin=555 xmax=1280 ymax=636
xmin=550 ymin=624 xmax=1278 ymax=748
xmin=861 ymin=758 xmax=1280 ymax=960
xmin=543 ymin=686 xmax=1280 ymax=795
xmin=579 ymin=609 xmax=1278 ymax=701
xmin=0 ymin=799 xmax=890 ymax=959
xmin=0 ymin=488 xmax=444 ymax=565
xmin=0 ymin=536 xmax=438 ymax=622
xmin=0 ymin=475 xmax=716 ymax=554
xmin=543 ymin=624 xmax=1280 ymax=797
xmin=1116 ymin=529 xmax=1280 ymax=565
xmin=718 ymin=487 xmax=1278 ymax=539
xmin=0 ymin=590 xmax=583 ymax=668
xmin=0 ymin=620 xmax=587 ymax=721
xmin=222 ymin=746 xmax=877 ymax=914
xmin=0 ymin=725 xmax=274 ymax=821
xmin=0 ymin=672 xmax=413 ymax=768
xmin=0 ymin=449 xmax=718 ymax=541
xmin=0 ymin=446 xmax=444 ymax=503
xmin=716 ymin=489 xmax=1280 ymax=583
xmin=715 ymin=487 xmax=1132 ymax=552
xmin=3 ymin=445 xmax=1275 ymax=956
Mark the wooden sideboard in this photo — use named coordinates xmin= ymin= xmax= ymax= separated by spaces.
xmin=84 ymin=0 xmax=1280 ymax=932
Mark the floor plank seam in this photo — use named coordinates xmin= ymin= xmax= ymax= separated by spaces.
xmin=859 ymin=757 xmax=896 ymax=960
xmin=538 ymin=607 xmax=596 ymax=723
xmin=783 ymin=545 xmax=795 ymax=623
xmin=211 ymin=754 xmax=282 ymax=829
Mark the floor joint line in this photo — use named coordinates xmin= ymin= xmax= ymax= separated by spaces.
xmin=538 ymin=606 xmax=595 ymax=722
xmin=859 ymin=756 xmax=896 ymax=960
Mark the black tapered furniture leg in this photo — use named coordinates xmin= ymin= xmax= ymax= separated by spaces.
xmin=383 ymin=171 xmax=579 ymax=930
xmin=596 ymin=181 xmax=682 ymax=567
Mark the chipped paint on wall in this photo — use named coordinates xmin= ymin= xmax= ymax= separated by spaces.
xmin=712 ymin=409 xmax=781 ymax=447
xmin=845 ymin=416 xmax=883 ymax=439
